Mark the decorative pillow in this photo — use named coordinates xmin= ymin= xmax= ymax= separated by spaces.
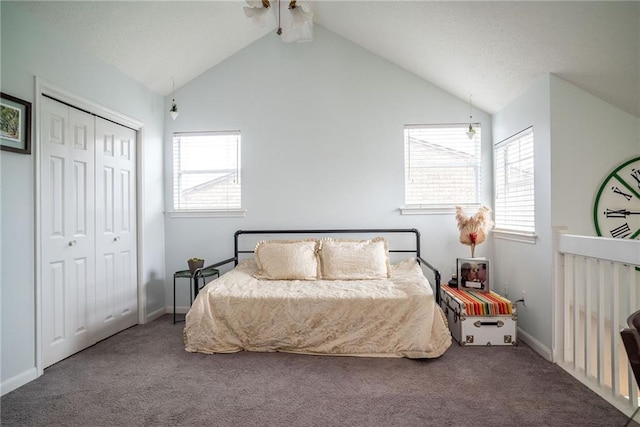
xmin=254 ymin=239 xmax=320 ymax=280
xmin=318 ymin=237 xmax=391 ymax=280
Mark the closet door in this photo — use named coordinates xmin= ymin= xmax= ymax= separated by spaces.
xmin=41 ymin=97 xmax=96 ymax=367
xmin=94 ymin=118 xmax=138 ymax=341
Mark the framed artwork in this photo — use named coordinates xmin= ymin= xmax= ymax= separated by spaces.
xmin=1 ymin=92 xmax=32 ymax=154
xmin=457 ymin=258 xmax=491 ymax=293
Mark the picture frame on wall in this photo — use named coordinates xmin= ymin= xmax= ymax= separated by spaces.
xmin=457 ymin=257 xmax=491 ymax=293
xmin=1 ymin=92 xmax=32 ymax=155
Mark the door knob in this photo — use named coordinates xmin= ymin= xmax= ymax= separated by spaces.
xmin=113 ymin=236 xmax=120 ymax=242
xmin=68 ymin=240 xmax=77 ymax=247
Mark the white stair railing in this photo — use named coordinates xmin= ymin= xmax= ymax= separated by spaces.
xmin=554 ymin=230 xmax=640 ymax=418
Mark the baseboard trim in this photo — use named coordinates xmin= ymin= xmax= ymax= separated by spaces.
xmin=518 ymin=327 xmax=552 ymax=361
xmin=1 ymin=367 xmax=38 ymax=396
xmin=146 ymin=306 xmax=166 ymax=323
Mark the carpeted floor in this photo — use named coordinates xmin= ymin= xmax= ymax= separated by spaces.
xmin=1 ymin=314 xmax=636 ymax=426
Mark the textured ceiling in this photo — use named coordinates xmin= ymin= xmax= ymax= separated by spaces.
xmin=15 ymin=1 xmax=640 ymax=116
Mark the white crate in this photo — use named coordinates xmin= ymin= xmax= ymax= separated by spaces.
xmin=440 ymin=286 xmax=517 ymax=346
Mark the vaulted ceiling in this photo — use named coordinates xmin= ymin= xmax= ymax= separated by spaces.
xmin=16 ymin=1 xmax=640 ymax=117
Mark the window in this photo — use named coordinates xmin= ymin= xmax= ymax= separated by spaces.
xmin=494 ymin=127 xmax=534 ymax=234
xmin=404 ymin=124 xmax=482 ymax=209
xmin=172 ymin=131 xmax=241 ymax=213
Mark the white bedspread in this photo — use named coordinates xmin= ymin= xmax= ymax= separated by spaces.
xmin=184 ymin=258 xmax=451 ymax=358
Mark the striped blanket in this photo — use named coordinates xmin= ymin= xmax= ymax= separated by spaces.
xmin=442 ymin=285 xmax=513 ymax=316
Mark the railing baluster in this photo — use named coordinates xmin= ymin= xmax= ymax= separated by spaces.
xmin=585 ymin=257 xmax=593 ymax=377
xmin=574 ymin=255 xmax=581 ymax=370
xmin=611 ymin=263 xmax=620 ymax=397
xmin=577 ymin=256 xmax=584 ymax=372
xmin=598 ymin=258 xmax=606 ymax=388
xmin=565 ymin=254 xmax=574 ymax=364
xmin=626 ymin=264 xmax=638 ymax=409
xmin=555 ymin=232 xmax=640 ymax=417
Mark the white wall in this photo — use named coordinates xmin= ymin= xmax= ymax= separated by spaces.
xmin=492 ymin=75 xmax=554 ymax=355
xmin=549 ymin=75 xmax=640 ymax=234
xmin=492 ymin=73 xmax=640 ymax=357
xmin=0 ymin=3 xmax=166 ymax=394
xmin=163 ymin=26 xmax=493 ymax=309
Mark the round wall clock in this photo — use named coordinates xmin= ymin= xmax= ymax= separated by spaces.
xmin=593 ymin=156 xmax=640 ymax=240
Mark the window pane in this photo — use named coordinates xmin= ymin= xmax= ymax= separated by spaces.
xmin=173 ymin=131 xmax=241 ymax=211
xmin=404 ymin=125 xmax=482 ymax=206
xmin=494 ymin=127 xmax=535 ymax=232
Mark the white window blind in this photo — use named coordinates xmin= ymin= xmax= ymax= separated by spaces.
xmin=172 ymin=131 xmax=241 ymax=211
xmin=494 ymin=127 xmax=535 ymax=233
xmin=404 ymin=124 xmax=482 ymax=206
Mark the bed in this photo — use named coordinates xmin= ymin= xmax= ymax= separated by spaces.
xmin=183 ymin=229 xmax=452 ymax=358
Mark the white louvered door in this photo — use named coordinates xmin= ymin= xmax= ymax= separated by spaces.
xmin=94 ymin=117 xmax=138 ymax=342
xmin=41 ymin=97 xmax=96 ymax=367
xmin=40 ymin=97 xmax=138 ymax=367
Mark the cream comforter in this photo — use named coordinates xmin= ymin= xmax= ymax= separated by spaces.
xmin=184 ymin=258 xmax=451 ymax=358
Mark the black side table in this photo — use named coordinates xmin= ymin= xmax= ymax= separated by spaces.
xmin=173 ymin=267 xmax=220 ymax=324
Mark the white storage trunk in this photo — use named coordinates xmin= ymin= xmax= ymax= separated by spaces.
xmin=440 ymin=287 xmax=517 ymax=346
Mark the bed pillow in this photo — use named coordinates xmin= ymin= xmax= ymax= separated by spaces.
xmin=318 ymin=237 xmax=391 ymax=280
xmin=254 ymin=239 xmax=320 ymax=280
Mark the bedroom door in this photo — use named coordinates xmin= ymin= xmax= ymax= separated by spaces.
xmin=40 ymin=97 xmax=138 ymax=367
xmin=41 ymin=97 xmax=97 ymax=367
xmin=94 ymin=117 xmax=138 ymax=342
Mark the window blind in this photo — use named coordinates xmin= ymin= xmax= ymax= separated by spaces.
xmin=404 ymin=124 xmax=482 ymax=206
xmin=172 ymin=131 xmax=241 ymax=211
xmin=494 ymin=127 xmax=535 ymax=233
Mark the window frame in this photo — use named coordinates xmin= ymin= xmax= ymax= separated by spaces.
xmin=493 ymin=126 xmax=536 ymax=242
xmin=169 ymin=130 xmax=245 ymax=218
xmin=401 ymin=123 xmax=483 ymax=215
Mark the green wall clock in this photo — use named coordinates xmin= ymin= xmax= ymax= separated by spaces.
xmin=593 ymin=156 xmax=640 ymax=240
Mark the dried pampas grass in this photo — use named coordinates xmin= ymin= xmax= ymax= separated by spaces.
xmin=455 ymin=206 xmax=494 ymax=257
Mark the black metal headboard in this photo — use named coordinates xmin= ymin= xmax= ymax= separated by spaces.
xmin=201 ymin=228 xmax=441 ymax=303
xmin=233 ymin=228 xmax=421 ymax=259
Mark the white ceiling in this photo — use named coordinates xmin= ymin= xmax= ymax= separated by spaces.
xmin=16 ymin=1 xmax=640 ymax=116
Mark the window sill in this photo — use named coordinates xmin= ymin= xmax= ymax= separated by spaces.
xmin=493 ymin=229 xmax=537 ymax=244
xmin=400 ymin=204 xmax=482 ymax=215
xmin=167 ymin=210 xmax=246 ymax=218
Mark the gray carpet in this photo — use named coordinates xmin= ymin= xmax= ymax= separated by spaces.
xmin=1 ymin=314 xmax=635 ymax=426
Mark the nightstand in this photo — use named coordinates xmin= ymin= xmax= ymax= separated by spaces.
xmin=173 ymin=267 xmax=220 ymax=323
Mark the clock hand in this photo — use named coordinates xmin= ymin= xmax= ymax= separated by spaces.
xmin=604 ymin=209 xmax=640 ymax=218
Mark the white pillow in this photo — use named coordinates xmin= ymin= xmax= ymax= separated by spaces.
xmin=318 ymin=237 xmax=391 ymax=280
xmin=254 ymin=239 xmax=320 ymax=280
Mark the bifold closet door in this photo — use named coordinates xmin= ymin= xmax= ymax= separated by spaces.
xmin=94 ymin=117 xmax=138 ymax=342
xmin=41 ymin=97 xmax=138 ymax=368
xmin=41 ymin=97 xmax=96 ymax=367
